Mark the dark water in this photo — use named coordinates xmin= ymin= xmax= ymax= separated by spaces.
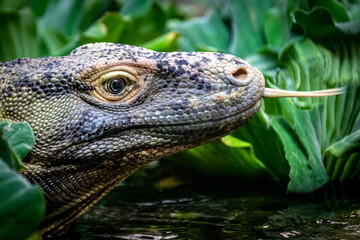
xmin=61 ymin=167 xmax=360 ymax=240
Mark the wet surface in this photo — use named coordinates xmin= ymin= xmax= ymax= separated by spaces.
xmin=61 ymin=169 xmax=360 ymax=240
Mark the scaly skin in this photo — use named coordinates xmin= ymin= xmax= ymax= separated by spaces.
xmin=0 ymin=43 xmax=264 ymax=236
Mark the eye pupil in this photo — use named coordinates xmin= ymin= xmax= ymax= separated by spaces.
xmin=107 ymin=78 xmax=124 ymax=94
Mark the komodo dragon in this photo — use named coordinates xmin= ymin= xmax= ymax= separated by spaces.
xmin=0 ymin=43 xmax=340 ymax=236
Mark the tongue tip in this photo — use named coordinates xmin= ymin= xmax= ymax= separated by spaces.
xmin=263 ymin=87 xmax=344 ymax=98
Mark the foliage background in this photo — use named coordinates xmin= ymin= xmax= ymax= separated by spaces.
xmin=0 ymin=0 xmax=360 ymax=239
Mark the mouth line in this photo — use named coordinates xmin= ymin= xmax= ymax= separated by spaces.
xmin=105 ymin=99 xmax=261 ymax=145
xmin=153 ymin=99 xmax=262 ymax=130
xmin=57 ymin=99 xmax=262 ymax=160
xmin=67 ymin=98 xmax=262 ymax=150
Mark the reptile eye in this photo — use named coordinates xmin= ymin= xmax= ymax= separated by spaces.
xmin=93 ymin=70 xmax=138 ymax=102
xmin=104 ymin=77 xmax=126 ymax=95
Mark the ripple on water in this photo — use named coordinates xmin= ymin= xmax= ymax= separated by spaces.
xmin=59 ymin=177 xmax=360 ymax=240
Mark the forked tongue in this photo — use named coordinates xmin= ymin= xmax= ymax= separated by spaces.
xmin=263 ymin=88 xmax=344 ymax=98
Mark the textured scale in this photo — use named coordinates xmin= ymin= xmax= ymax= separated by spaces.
xmin=0 ymin=43 xmax=265 ymax=236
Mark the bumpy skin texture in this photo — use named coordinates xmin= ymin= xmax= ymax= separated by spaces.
xmin=0 ymin=43 xmax=265 ymax=236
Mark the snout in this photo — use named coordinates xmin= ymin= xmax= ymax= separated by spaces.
xmin=226 ymin=63 xmax=265 ymax=90
xmin=191 ymin=52 xmax=265 ymax=93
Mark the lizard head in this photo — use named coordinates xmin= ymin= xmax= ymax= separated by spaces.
xmin=0 ymin=43 xmax=342 ymax=235
xmin=0 ymin=43 xmax=265 ymax=167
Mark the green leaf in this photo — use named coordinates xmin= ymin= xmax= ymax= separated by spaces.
xmin=324 ymin=126 xmax=360 ymax=181
xmin=118 ymin=2 xmax=171 ymax=46
xmin=168 ymin=133 xmax=279 ymax=181
xmin=79 ymin=12 xmax=126 ymax=44
xmin=169 ymin=10 xmax=230 ymax=52
xmin=294 ymin=6 xmax=360 ymax=37
xmin=279 ymin=38 xmax=360 ymax=146
xmin=0 ymin=0 xmax=27 ymax=10
xmin=264 ymin=7 xmax=288 ymax=49
xmin=37 ymin=0 xmax=113 ymax=36
xmin=0 ymin=138 xmax=12 ymax=169
xmin=120 ymin=0 xmax=152 ymax=18
xmin=272 ymin=99 xmax=329 ymax=193
xmin=309 ymin=0 xmax=350 ymax=22
xmin=141 ymin=32 xmax=180 ymax=52
xmin=26 ymin=232 xmax=42 ymax=240
xmin=231 ymin=110 xmax=289 ymax=179
xmin=0 ymin=120 xmax=35 ymax=171
xmin=221 ymin=134 xmax=253 ymax=148
xmin=0 ymin=160 xmax=45 ymax=240
xmin=37 ymin=0 xmax=113 ymax=55
xmin=326 ymin=130 xmax=360 ymax=158
xmin=224 ymin=0 xmax=277 ymax=58
xmin=274 ymin=38 xmax=360 ymax=191
xmin=0 ymin=7 xmax=39 ymax=62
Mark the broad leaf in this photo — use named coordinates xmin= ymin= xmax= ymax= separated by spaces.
xmin=141 ymin=32 xmax=180 ymax=52
xmin=119 ymin=2 xmax=174 ymax=46
xmin=36 ymin=0 xmax=114 ymax=55
xmin=0 ymin=160 xmax=45 ymax=240
xmin=120 ymin=0 xmax=152 ymax=18
xmin=272 ymin=99 xmax=329 ymax=193
xmin=0 ymin=120 xmax=35 ymax=171
xmin=168 ymin=135 xmax=278 ymax=180
xmin=79 ymin=12 xmax=126 ymax=44
xmin=169 ymin=9 xmax=230 ymax=52
xmin=224 ymin=0 xmax=277 ymax=58
xmin=232 ymin=110 xmax=289 ymax=179
xmin=294 ymin=6 xmax=360 ymax=37
xmin=0 ymin=7 xmax=39 ymax=62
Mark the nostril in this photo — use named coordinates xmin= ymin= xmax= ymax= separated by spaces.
xmin=232 ymin=67 xmax=248 ymax=81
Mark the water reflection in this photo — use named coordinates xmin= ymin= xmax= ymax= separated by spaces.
xmin=60 ymin=172 xmax=360 ymax=240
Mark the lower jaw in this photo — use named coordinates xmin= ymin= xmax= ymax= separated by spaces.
xmin=150 ymin=99 xmax=262 ymax=143
xmin=134 ymin=100 xmax=263 ymax=162
xmin=56 ymin=100 xmax=261 ymax=162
